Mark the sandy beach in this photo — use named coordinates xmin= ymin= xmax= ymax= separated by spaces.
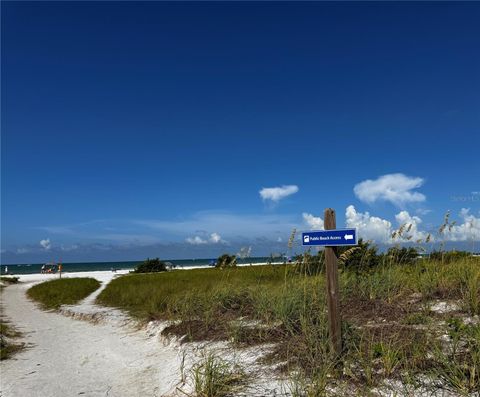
xmin=0 ymin=269 xmax=285 ymax=397
xmin=0 ymin=271 xmax=185 ymax=397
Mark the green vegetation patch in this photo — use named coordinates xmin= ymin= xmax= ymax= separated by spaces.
xmin=133 ymin=257 xmax=167 ymax=273
xmin=97 ymin=265 xmax=286 ymax=320
xmin=97 ymin=257 xmax=480 ymax=395
xmin=27 ymin=277 xmax=101 ymax=309
xmin=0 ymin=276 xmax=20 ymax=284
xmin=0 ymin=321 xmax=24 ymax=360
xmin=192 ymin=353 xmax=246 ymax=397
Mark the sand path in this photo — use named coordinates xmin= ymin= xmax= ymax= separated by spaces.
xmin=0 ymin=272 xmax=182 ymax=397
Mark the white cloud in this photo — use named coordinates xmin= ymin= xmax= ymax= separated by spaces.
xmin=443 ymin=208 xmax=480 ymax=242
xmin=186 ymin=232 xmax=224 ymax=245
xmin=186 ymin=236 xmax=208 ymax=245
xmin=259 ymin=185 xmax=299 ymax=202
xmin=345 ymin=205 xmax=392 ymax=243
xmin=16 ymin=248 xmax=29 ymax=254
xmin=395 ymin=211 xmax=428 ymax=241
xmin=354 ymin=173 xmax=426 ymax=207
xmin=209 ymin=232 xmax=222 ymax=243
xmin=302 ymin=213 xmax=324 ymax=230
xmin=40 ymin=238 xmax=51 ymax=250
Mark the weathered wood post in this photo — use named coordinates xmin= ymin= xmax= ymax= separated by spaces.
xmin=324 ymin=208 xmax=342 ymax=356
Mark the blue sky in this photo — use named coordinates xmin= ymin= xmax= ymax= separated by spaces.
xmin=1 ymin=2 xmax=479 ymax=263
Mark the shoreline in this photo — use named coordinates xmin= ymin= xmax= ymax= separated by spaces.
xmin=3 ymin=261 xmax=287 ymax=284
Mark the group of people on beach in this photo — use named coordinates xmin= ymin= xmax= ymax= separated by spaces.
xmin=41 ymin=263 xmax=62 ymax=274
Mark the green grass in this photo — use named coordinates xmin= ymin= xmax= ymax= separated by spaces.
xmin=192 ymin=353 xmax=246 ymax=397
xmin=27 ymin=277 xmax=101 ymax=309
xmin=97 ymin=265 xmax=289 ymax=321
xmin=97 ymin=258 xmax=480 ymax=395
xmin=0 ymin=276 xmax=20 ymax=284
xmin=0 ymin=321 xmax=24 ymax=360
xmin=1 ymin=279 xmax=24 ymax=359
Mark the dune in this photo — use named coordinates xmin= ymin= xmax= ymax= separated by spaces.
xmin=0 ymin=271 xmax=184 ymax=396
xmin=1 ymin=270 xmax=285 ymax=397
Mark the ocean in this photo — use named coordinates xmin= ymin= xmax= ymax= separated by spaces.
xmin=0 ymin=257 xmax=281 ymax=275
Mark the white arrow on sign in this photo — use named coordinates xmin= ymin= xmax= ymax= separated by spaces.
xmin=344 ymin=234 xmax=354 ymax=240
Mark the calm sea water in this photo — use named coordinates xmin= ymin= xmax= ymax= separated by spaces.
xmin=0 ymin=257 xmax=279 ymax=275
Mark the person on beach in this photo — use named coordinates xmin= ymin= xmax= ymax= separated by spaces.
xmin=4 ymin=266 xmax=8 ymax=275
xmin=41 ymin=264 xmax=46 ymax=274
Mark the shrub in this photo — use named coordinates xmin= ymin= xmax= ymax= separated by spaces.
xmin=133 ymin=258 xmax=167 ymax=273
xmin=215 ymin=254 xmax=237 ymax=269
xmin=338 ymin=239 xmax=381 ymax=270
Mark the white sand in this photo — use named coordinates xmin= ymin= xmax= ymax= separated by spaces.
xmin=0 ymin=270 xmax=287 ymax=397
xmin=0 ymin=271 xmax=184 ymax=396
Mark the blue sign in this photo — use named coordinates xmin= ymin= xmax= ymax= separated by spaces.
xmin=302 ymin=228 xmax=358 ymax=247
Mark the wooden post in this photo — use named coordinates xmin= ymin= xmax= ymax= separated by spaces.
xmin=324 ymin=208 xmax=342 ymax=356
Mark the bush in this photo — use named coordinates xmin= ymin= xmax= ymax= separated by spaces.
xmin=133 ymin=258 xmax=167 ymax=273
xmin=216 ymin=254 xmax=237 ymax=269
xmin=338 ymin=239 xmax=381 ymax=270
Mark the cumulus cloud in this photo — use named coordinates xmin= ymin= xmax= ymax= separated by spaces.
xmin=302 ymin=213 xmax=324 ymax=230
xmin=354 ymin=173 xmax=426 ymax=207
xmin=395 ymin=211 xmax=429 ymax=241
xmin=186 ymin=232 xmax=224 ymax=245
xmin=345 ymin=205 xmax=393 ymax=243
xmin=209 ymin=232 xmax=222 ymax=243
xmin=443 ymin=208 xmax=480 ymax=241
xmin=40 ymin=238 xmax=51 ymax=250
xmin=259 ymin=185 xmax=299 ymax=202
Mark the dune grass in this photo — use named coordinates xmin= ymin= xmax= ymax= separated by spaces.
xmin=1 ymin=282 xmax=24 ymax=360
xmin=0 ymin=321 xmax=24 ymax=360
xmin=0 ymin=276 xmax=20 ymax=284
xmin=191 ymin=353 xmax=246 ymax=397
xmin=97 ymin=258 xmax=480 ymax=394
xmin=27 ymin=277 xmax=101 ymax=309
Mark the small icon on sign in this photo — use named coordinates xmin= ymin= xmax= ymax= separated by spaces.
xmin=344 ymin=234 xmax=354 ymax=240
xmin=304 ymin=235 xmax=310 ymax=243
